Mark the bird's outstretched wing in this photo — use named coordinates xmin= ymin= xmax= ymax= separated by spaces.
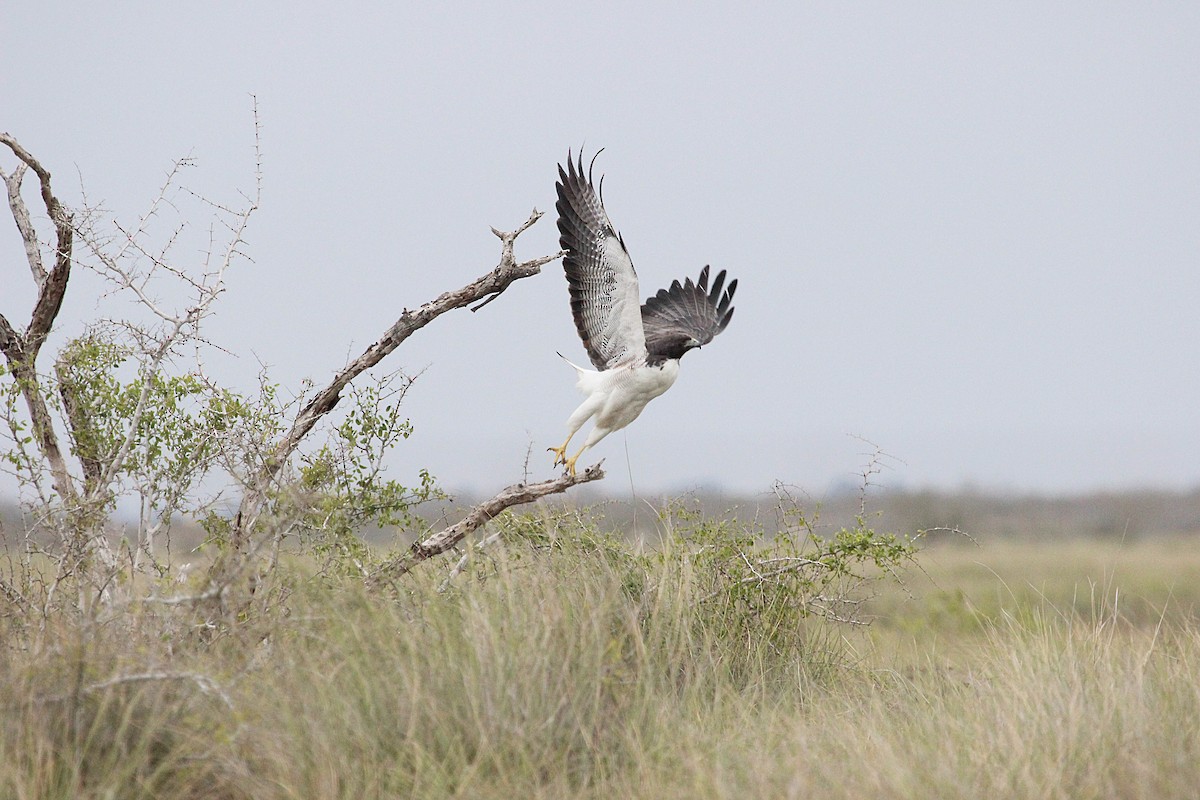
xmin=556 ymin=152 xmax=647 ymax=370
xmin=641 ymin=265 xmax=737 ymax=360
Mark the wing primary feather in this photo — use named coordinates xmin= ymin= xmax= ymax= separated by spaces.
xmin=708 ymin=269 xmax=726 ymax=304
xmin=588 ymin=148 xmax=604 ymax=184
xmin=716 ymin=278 xmax=738 ymax=318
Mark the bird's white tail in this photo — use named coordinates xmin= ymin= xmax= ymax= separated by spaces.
xmin=556 ymin=351 xmax=587 ymax=374
xmin=556 ymin=351 xmax=603 ymax=395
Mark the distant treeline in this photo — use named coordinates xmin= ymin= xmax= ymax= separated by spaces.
xmin=418 ymin=485 xmax=1200 ymax=545
xmin=5 ymin=486 xmax=1200 ymax=551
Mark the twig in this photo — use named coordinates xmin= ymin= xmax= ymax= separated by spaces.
xmin=438 ymin=526 xmax=504 ymax=592
xmin=11 ymin=671 xmax=234 ymax=712
xmin=139 ymin=586 xmax=226 ymax=606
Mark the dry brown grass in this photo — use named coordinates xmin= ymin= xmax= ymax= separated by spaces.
xmin=2 ymin=532 xmax=1199 ymax=798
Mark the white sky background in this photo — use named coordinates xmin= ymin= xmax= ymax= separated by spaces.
xmin=3 ymin=3 xmax=1198 ymax=497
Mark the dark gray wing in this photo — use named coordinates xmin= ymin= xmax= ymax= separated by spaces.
xmin=555 ymin=152 xmax=647 ymax=370
xmin=641 ymin=265 xmax=737 ymax=360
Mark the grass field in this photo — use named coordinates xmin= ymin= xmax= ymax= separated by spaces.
xmin=3 ymin=519 xmax=1199 ymax=799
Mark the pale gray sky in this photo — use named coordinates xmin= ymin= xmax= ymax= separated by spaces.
xmin=4 ymin=2 xmax=1199 ymax=496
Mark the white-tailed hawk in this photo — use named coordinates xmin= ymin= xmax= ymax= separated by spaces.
xmin=548 ymin=152 xmax=738 ymax=476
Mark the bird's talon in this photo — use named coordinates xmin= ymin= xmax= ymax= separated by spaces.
xmin=547 ymin=444 xmax=569 ymax=468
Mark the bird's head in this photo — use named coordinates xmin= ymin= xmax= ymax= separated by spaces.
xmin=652 ymin=333 xmax=703 ymax=362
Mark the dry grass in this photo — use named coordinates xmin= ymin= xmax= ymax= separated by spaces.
xmin=2 ymin=531 xmax=1199 ymax=798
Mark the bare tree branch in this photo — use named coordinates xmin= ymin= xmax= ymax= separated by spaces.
xmin=11 ymin=671 xmax=234 ymax=712
xmin=0 ymin=132 xmax=73 ymax=361
xmin=229 ymin=209 xmax=565 ymax=551
xmin=83 ymin=671 xmax=233 ymax=709
xmin=26 ymin=260 xmax=70 ymax=360
xmin=367 ymin=463 xmax=606 ymax=587
xmin=1 ymin=133 xmax=80 ymax=505
xmin=1 ymin=162 xmax=46 ymax=284
xmin=0 ymin=314 xmax=18 ymax=355
xmin=438 ymin=526 xmax=504 ymax=592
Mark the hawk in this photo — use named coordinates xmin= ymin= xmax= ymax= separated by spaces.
xmin=548 ymin=152 xmax=738 ymax=476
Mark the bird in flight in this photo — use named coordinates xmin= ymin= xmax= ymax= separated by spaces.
xmin=548 ymin=152 xmax=738 ymax=476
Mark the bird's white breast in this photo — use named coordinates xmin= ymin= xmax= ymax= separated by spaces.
xmin=589 ymin=360 xmax=680 ymax=433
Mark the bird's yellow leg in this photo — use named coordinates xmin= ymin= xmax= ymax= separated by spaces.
xmin=562 ymin=444 xmax=589 ymax=477
xmin=547 ymin=435 xmax=573 ymax=467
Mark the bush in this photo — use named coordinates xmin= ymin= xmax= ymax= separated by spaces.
xmin=464 ymin=496 xmax=917 ymax=686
